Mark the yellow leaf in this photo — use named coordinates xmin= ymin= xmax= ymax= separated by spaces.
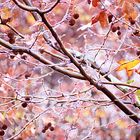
xmin=117 ymin=60 xmax=140 ymax=71
xmin=1 ymin=7 xmax=11 ymax=19
xmin=65 ymin=116 xmax=74 ymax=123
xmin=96 ymin=109 xmax=106 ymax=118
xmin=117 ymin=59 xmax=140 ymax=77
xmin=83 ymin=108 xmax=90 ymax=117
xmin=116 ymin=119 xmax=127 ymax=129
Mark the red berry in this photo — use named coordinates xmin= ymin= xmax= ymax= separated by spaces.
xmin=73 ymin=13 xmax=79 ymax=19
xmin=111 ymin=26 xmax=117 ymax=32
xmin=9 ymin=38 xmax=15 ymax=44
xmin=7 ymin=32 xmax=14 ymax=39
xmin=39 ymin=48 xmax=44 ymax=54
xmin=22 ymin=102 xmax=28 ymax=108
xmin=69 ymin=19 xmax=75 ymax=26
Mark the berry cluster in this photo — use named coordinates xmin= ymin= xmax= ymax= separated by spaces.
xmin=7 ymin=32 xmax=15 ymax=44
xmin=22 ymin=96 xmax=31 ymax=108
xmin=42 ymin=122 xmax=55 ymax=133
xmin=0 ymin=124 xmax=8 ymax=136
xmin=69 ymin=13 xmax=79 ymax=26
xmin=111 ymin=25 xmax=121 ymax=36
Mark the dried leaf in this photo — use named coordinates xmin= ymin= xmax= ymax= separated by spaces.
xmin=98 ymin=11 xmax=108 ymax=28
xmin=122 ymin=1 xmax=138 ymax=20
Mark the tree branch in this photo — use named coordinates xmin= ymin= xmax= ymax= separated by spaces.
xmin=12 ymin=0 xmax=140 ymax=123
xmin=0 ymin=38 xmax=85 ymax=80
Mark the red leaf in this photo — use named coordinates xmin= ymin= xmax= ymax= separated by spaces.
xmin=91 ymin=15 xmax=99 ymax=25
xmin=92 ymin=0 xmax=100 ymax=7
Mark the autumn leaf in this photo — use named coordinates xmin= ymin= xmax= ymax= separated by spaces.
xmin=122 ymin=1 xmax=138 ymax=20
xmin=117 ymin=59 xmax=140 ymax=77
xmin=117 ymin=59 xmax=140 ymax=71
xmin=92 ymin=0 xmax=100 ymax=7
xmin=91 ymin=15 xmax=99 ymax=25
xmin=116 ymin=119 xmax=128 ymax=129
xmin=98 ymin=11 xmax=108 ymax=28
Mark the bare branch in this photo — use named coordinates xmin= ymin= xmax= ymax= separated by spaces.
xmin=0 ymin=38 xmax=85 ymax=80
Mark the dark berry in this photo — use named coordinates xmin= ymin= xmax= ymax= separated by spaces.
xmin=18 ymin=51 xmax=24 ymax=55
xmin=9 ymin=38 xmax=15 ymax=44
xmin=25 ymin=73 xmax=31 ymax=79
xmin=7 ymin=32 xmax=14 ymax=39
xmin=47 ymin=122 xmax=52 ymax=127
xmin=137 ymin=50 xmax=140 ymax=56
xmin=44 ymin=125 xmax=49 ymax=130
xmin=42 ymin=128 xmax=46 ymax=133
xmin=2 ymin=124 xmax=7 ymax=130
xmin=111 ymin=26 xmax=117 ymax=32
xmin=25 ymin=96 xmax=30 ymax=101
xmin=117 ymin=26 xmax=120 ymax=30
xmin=39 ymin=48 xmax=44 ymax=54
xmin=73 ymin=13 xmax=79 ymax=19
xmin=1 ymin=18 xmax=11 ymax=24
xmin=87 ymin=0 xmax=91 ymax=4
xmin=133 ymin=30 xmax=139 ymax=36
xmin=12 ymin=50 xmax=18 ymax=55
xmin=10 ymin=54 xmax=15 ymax=59
xmin=108 ymin=14 xmax=113 ymax=23
xmin=117 ymin=31 xmax=121 ymax=36
xmin=69 ymin=19 xmax=75 ymax=26
xmin=49 ymin=126 xmax=54 ymax=131
xmin=22 ymin=102 xmax=28 ymax=108
xmin=129 ymin=17 xmax=135 ymax=25
xmin=16 ymin=138 xmax=23 ymax=140
xmin=130 ymin=19 xmax=135 ymax=25
xmin=21 ymin=55 xmax=27 ymax=60
xmin=0 ymin=130 xmax=5 ymax=136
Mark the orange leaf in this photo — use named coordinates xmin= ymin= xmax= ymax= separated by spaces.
xmin=98 ymin=11 xmax=108 ymax=28
xmin=126 ymin=70 xmax=133 ymax=77
xmin=122 ymin=1 xmax=138 ymax=20
xmin=92 ymin=0 xmax=100 ymax=7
